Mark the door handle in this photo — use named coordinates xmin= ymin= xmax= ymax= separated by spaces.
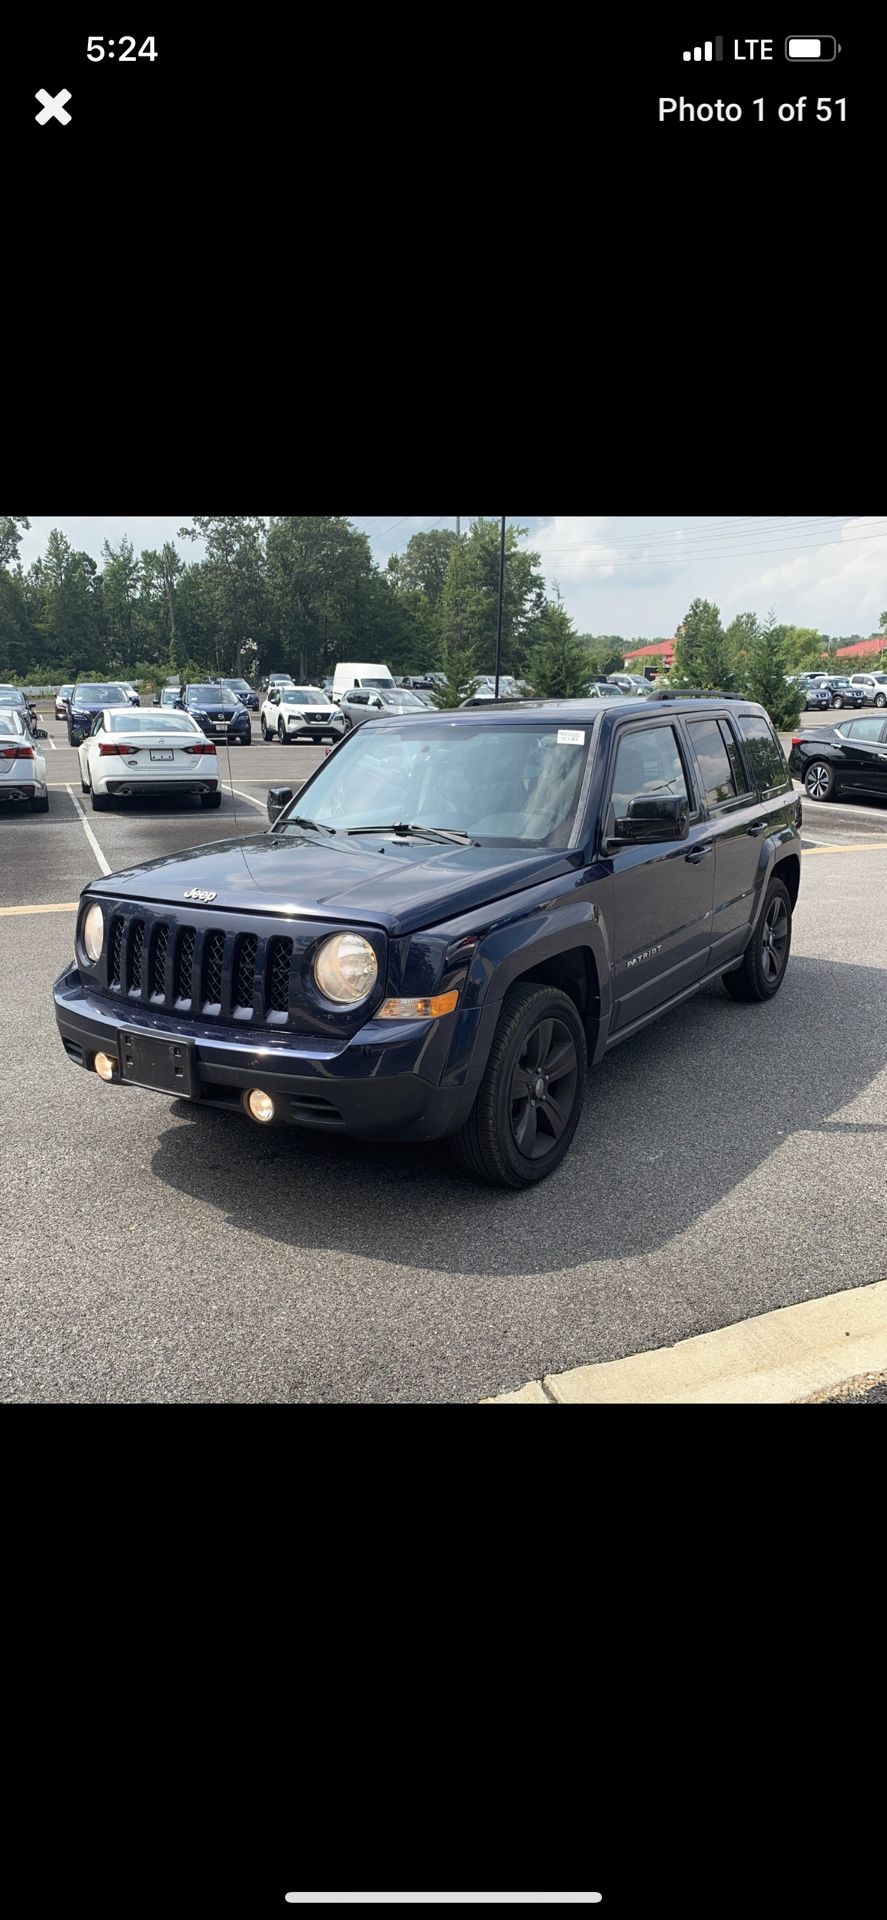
xmin=685 ymin=843 xmax=713 ymax=864
xmin=746 ymin=820 xmax=768 ymax=836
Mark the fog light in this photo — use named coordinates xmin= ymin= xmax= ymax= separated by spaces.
xmin=94 ymin=1051 xmax=118 ymax=1081
xmin=244 ymin=1088 xmax=275 ymax=1124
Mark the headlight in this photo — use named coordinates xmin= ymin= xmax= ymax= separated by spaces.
xmin=313 ymin=933 xmax=378 ymax=1004
xmin=82 ymin=903 xmax=104 ymax=962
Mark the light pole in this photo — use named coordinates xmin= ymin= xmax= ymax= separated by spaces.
xmin=494 ymin=514 xmax=507 ymax=700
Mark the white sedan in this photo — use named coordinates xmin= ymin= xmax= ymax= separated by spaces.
xmin=260 ymin=685 xmax=346 ymax=744
xmin=0 ymin=707 xmax=49 ymax=813
xmin=77 ymin=708 xmax=222 ymax=812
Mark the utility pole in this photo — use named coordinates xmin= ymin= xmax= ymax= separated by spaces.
xmin=456 ymin=516 xmax=461 ymax=538
xmin=494 ymin=514 xmax=506 ymax=700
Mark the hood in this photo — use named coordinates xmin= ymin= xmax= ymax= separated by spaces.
xmin=85 ymin=833 xmax=579 ymax=937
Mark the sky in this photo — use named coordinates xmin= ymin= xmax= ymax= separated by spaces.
xmin=16 ymin=516 xmax=886 ymax=638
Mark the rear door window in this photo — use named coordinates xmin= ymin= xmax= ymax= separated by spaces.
xmin=737 ymin=716 xmax=792 ymax=795
xmin=686 ymin=718 xmax=750 ymax=809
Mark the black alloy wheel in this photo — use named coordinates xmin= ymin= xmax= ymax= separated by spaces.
xmin=451 ymin=982 xmax=588 ymax=1189
xmin=723 ymin=877 xmax=793 ymax=1003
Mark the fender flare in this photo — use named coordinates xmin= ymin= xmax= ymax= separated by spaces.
xmin=457 ymin=901 xmax=613 ymax=1085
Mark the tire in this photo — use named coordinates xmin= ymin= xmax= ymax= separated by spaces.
xmin=201 ymin=790 xmax=223 ymax=809
xmin=450 ymin=982 xmax=587 ymax=1189
xmin=876 ymin=694 xmax=886 ymax=709
xmin=80 ymin=771 xmax=89 ymax=794
xmin=30 ymin=793 xmax=50 ymax=813
xmin=90 ymin=787 xmax=110 ymax=812
xmin=261 ymin=716 xmax=271 ymax=741
xmin=831 ymin=696 xmax=843 ymax=709
xmin=805 ymin=761 xmax=835 ymax=802
xmin=723 ymin=877 xmax=792 ymax=1004
xmin=278 ymin=720 xmax=287 ymax=743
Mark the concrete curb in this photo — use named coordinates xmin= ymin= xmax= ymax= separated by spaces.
xmin=483 ymin=1280 xmax=887 ymax=1405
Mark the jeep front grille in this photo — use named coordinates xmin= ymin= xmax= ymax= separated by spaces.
xmin=268 ymin=937 xmax=293 ymax=1013
xmin=175 ymin=927 xmax=196 ymax=1003
xmin=234 ymin=933 xmax=258 ymax=1009
xmin=98 ymin=910 xmax=307 ymax=1029
xmin=203 ymin=931 xmax=225 ymax=1008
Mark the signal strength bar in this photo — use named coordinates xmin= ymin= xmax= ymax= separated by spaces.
xmin=683 ymin=38 xmax=723 ymax=61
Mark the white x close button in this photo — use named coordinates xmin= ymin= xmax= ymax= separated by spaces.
xmin=35 ymin=88 xmax=72 ymax=125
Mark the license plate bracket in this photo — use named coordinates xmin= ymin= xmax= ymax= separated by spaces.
xmin=150 ymin=749 xmax=174 ymax=762
xmin=120 ymin=1031 xmax=197 ymax=1097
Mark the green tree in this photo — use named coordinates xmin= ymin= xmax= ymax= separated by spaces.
xmin=180 ymin=516 xmax=271 ymax=676
xmin=742 ymin=609 xmax=803 ymax=729
xmin=26 ymin=530 xmax=104 ymax=674
xmin=0 ymin=517 xmax=30 ymax=569
xmin=141 ymin=542 xmax=185 ymax=667
xmin=782 ymin=625 xmax=828 ymax=671
xmin=524 ymin=601 xmax=591 ymax=698
xmin=434 ymin=645 xmax=479 ymax=709
xmin=387 ymin=529 xmax=457 ymax=610
xmin=579 ymin=635 xmax=625 ymax=677
xmin=673 ymin=598 xmax=734 ymax=688
xmin=724 ymin=611 xmax=763 ymax=684
xmin=266 ymin=515 xmax=379 ymax=681
xmin=101 ymin=537 xmax=142 ymax=672
xmin=0 ymin=568 xmax=36 ymax=676
xmin=440 ymin=520 xmax=545 ymax=671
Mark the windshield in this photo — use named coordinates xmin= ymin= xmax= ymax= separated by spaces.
xmin=74 ymin=685 xmax=126 ymax=703
xmin=0 ymin=711 xmax=26 ymax=734
xmin=375 ymin=689 xmax=424 ymax=708
xmin=108 ymin=711 xmax=200 ymax=734
xmin=189 ymin=686 xmax=238 ymax=706
xmin=221 ymin=679 xmax=250 ymax=692
xmin=279 ymin=722 xmax=592 ymax=847
xmin=280 ymin=688 xmax=326 ymax=704
xmin=159 ymin=690 xmax=180 ymax=705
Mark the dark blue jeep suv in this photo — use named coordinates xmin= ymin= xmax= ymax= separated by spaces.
xmin=53 ymin=696 xmax=802 ymax=1187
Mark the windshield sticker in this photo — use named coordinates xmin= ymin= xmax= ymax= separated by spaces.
xmin=557 ymin=729 xmax=585 ymax=746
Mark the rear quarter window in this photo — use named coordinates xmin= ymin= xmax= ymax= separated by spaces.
xmin=738 ymin=716 xmax=791 ymax=796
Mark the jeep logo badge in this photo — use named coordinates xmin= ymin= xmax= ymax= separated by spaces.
xmin=184 ymin=887 xmax=217 ymax=903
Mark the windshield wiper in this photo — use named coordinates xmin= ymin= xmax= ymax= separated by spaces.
xmin=283 ymin=815 xmax=336 ymax=836
xmin=347 ymin=823 xmax=474 ymax=845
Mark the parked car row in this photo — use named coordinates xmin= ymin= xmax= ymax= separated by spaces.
xmin=796 ymin=671 xmax=887 ymax=709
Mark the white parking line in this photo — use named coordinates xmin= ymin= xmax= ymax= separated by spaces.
xmin=46 ymin=732 xmax=57 ymax=750
xmin=65 ymin=786 xmax=111 ymax=875
xmin=229 ymin=786 xmax=272 ymax=813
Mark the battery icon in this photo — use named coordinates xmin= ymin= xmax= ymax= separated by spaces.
xmin=785 ymin=36 xmax=840 ymax=61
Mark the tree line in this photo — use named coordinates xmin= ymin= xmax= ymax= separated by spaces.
xmin=1 ymin=517 xmax=883 ymax=723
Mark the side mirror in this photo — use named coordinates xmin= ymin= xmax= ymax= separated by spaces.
xmin=70 ymin=727 xmax=84 ymax=746
xmin=613 ymin=796 xmax=689 ymax=844
xmin=267 ymin=786 xmax=294 ymax=824
xmin=174 ymin=699 xmax=185 ymax=711
xmin=371 ymin=698 xmax=383 ymax=709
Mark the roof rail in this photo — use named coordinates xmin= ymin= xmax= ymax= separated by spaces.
xmin=645 ymin=688 xmax=747 ymax=703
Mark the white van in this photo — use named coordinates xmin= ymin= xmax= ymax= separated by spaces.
xmin=331 ymin=662 xmax=395 ymax=703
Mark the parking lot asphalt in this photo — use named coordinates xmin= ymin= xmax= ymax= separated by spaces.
xmin=2 ymin=714 xmax=886 ymax=1402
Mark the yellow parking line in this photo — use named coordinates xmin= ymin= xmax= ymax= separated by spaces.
xmin=0 ymin=902 xmax=78 ymax=917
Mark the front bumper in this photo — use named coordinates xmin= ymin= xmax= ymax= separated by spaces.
xmin=53 ymin=965 xmax=482 ymax=1143
xmin=286 ymin=720 xmax=344 ymax=740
